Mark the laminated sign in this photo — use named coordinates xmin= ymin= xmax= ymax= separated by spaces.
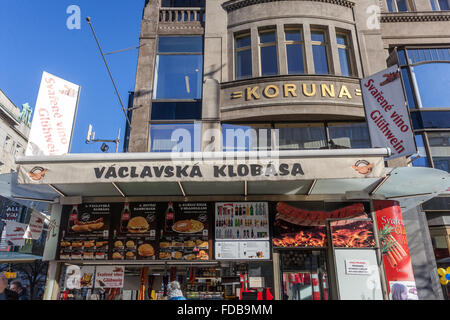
xmin=25 ymin=71 xmax=80 ymax=156
xmin=24 ymin=211 xmax=45 ymax=240
xmin=5 ymin=221 xmax=28 ymax=246
xmin=361 ymin=65 xmax=416 ymax=159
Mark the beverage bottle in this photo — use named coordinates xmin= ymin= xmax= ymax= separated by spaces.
xmin=68 ymin=204 xmax=79 ymax=231
xmin=246 ymin=204 xmax=250 ymax=216
xmin=121 ymin=203 xmax=131 ymax=233
xmin=165 ymin=202 xmax=175 ymax=232
xmin=235 ymin=205 xmax=238 ymax=217
xmin=250 ymin=204 xmax=254 ymax=216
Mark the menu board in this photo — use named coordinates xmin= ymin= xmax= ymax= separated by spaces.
xmin=111 ymin=202 xmax=158 ymax=261
xmin=215 ymin=241 xmax=270 ymax=260
xmin=215 ymin=202 xmax=269 ymax=240
xmin=159 ymin=202 xmax=210 ymax=261
xmin=59 ymin=203 xmax=112 ymax=261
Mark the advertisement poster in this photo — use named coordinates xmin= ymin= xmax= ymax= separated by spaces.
xmin=4 ymin=221 xmax=27 ymax=246
xmin=25 ymin=71 xmax=80 ymax=156
xmin=389 ymin=281 xmax=418 ymax=300
xmin=58 ymin=203 xmax=112 ymax=261
xmin=112 ymin=202 xmax=158 ymax=261
xmin=361 ymin=65 xmax=416 ymax=159
xmin=374 ymin=200 xmax=417 ymax=299
xmin=159 ymin=202 xmax=210 ymax=261
xmin=215 ymin=202 xmax=269 ymax=240
xmin=331 ymin=220 xmax=376 ymax=248
xmin=272 ymin=202 xmax=369 ymax=248
xmin=215 ymin=241 xmax=270 ymax=260
xmin=24 ymin=211 xmax=45 ymax=240
xmin=94 ymin=266 xmax=124 ymax=289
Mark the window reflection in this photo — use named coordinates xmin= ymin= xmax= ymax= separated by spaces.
xmin=413 ymin=63 xmax=450 ymax=108
xmin=428 ymin=132 xmax=450 ymax=172
xmin=412 ymin=134 xmax=429 ymax=168
xmin=336 ymin=33 xmax=352 ymax=76
xmin=328 ymin=123 xmax=371 ymax=148
xmin=150 ymin=123 xmax=201 ymax=152
xmin=222 ymin=124 xmax=272 ymax=151
xmin=259 ymin=30 xmax=278 ymax=76
xmin=311 ymin=31 xmax=329 ymax=75
xmin=285 ymin=28 xmax=305 ymax=74
xmin=275 ymin=124 xmax=327 ymax=150
xmin=236 ymin=34 xmax=252 ymax=79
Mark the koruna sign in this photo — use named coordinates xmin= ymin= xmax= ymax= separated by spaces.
xmin=18 ymin=157 xmax=385 ymax=184
xmin=361 ymin=65 xmax=416 ymax=160
xmin=25 ymin=71 xmax=80 ymax=156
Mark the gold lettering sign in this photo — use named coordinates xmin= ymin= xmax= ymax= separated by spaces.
xmin=231 ymin=82 xmax=361 ymax=102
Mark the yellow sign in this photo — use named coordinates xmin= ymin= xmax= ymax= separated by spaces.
xmin=5 ymin=272 xmax=17 ymax=279
xmin=231 ymin=83 xmax=361 ymax=101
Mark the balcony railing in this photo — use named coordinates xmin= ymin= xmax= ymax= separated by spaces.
xmin=159 ymin=7 xmax=205 ymax=23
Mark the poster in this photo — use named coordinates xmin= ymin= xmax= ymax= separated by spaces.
xmin=159 ymin=202 xmax=210 ymax=261
xmin=58 ymin=203 xmax=112 ymax=261
xmin=361 ymin=65 xmax=416 ymax=159
xmin=374 ymin=200 xmax=417 ymax=299
xmin=24 ymin=211 xmax=45 ymax=240
xmin=25 ymin=71 xmax=80 ymax=156
xmin=4 ymin=221 xmax=27 ymax=246
xmin=94 ymin=266 xmax=124 ymax=289
xmin=331 ymin=220 xmax=376 ymax=248
xmin=389 ymin=281 xmax=418 ymax=300
xmin=272 ymin=202 xmax=370 ymax=248
xmin=215 ymin=202 xmax=269 ymax=240
xmin=215 ymin=241 xmax=270 ymax=260
xmin=111 ymin=202 xmax=158 ymax=261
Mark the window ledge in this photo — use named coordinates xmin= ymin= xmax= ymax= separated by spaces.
xmin=380 ymin=11 xmax=450 ymax=23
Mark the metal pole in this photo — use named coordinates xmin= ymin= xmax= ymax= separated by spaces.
xmin=86 ymin=17 xmax=132 ymax=128
xmin=115 ymin=128 xmax=121 ymax=153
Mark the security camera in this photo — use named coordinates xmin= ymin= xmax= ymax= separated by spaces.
xmin=86 ymin=17 xmax=91 ymax=22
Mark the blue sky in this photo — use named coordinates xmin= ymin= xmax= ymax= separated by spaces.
xmin=0 ymin=0 xmax=145 ymax=153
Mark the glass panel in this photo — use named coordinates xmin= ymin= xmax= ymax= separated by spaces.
xmin=311 ymin=32 xmax=325 ymax=43
xmin=151 ymin=101 xmax=202 ymax=120
xmin=236 ymin=49 xmax=252 ymax=79
xmin=158 ymin=36 xmax=203 ymax=53
xmin=336 ymin=35 xmax=347 ymax=46
xmin=328 ymin=123 xmax=371 ymax=148
xmin=411 ymin=110 xmax=450 ymax=129
xmin=260 ymin=32 xmax=276 ymax=44
xmin=396 ymin=0 xmax=409 ymax=11
xmin=428 ymin=132 xmax=450 ymax=172
xmin=286 ymin=44 xmax=305 ymax=74
xmin=222 ymin=124 xmax=272 ymax=151
xmin=430 ymin=0 xmax=438 ymax=10
xmin=438 ymin=0 xmax=450 ymax=10
xmin=387 ymin=0 xmax=395 ymax=12
xmin=398 ymin=49 xmax=407 ymax=65
xmin=276 ymin=124 xmax=327 ymax=150
xmin=400 ymin=67 xmax=416 ymax=109
xmin=285 ymin=30 xmax=302 ymax=42
xmin=412 ymin=134 xmax=429 ymax=168
xmin=413 ymin=62 xmax=450 ymax=108
xmin=260 ymin=45 xmax=278 ymax=76
xmin=150 ymin=123 xmax=201 ymax=152
xmin=312 ymin=45 xmax=329 ymax=74
xmin=153 ymin=55 xmax=203 ymax=99
xmin=236 ymin=35 xmax=251 ymax=49
xmin=338 ymin=48 xmax=351 ymax=76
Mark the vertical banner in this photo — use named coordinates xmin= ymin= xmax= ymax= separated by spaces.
xmin=374 ymin=200 xmax=418 ymax=300
xmin=25 ymin=71 xmax=80 ymax=156
xmin=361 ymin=65 xmax=416 ymax=159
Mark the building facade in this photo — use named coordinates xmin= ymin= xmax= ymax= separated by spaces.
xmin=15 ymin=0 xmax=449 ymax=301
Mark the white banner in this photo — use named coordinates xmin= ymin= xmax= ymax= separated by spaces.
xmin=18 ymin=156 xmax=385 ymax=184
xmin=361 ymin=65 xmax=416 ymax=159
xmin=25 ymin=71 xmax=80 ymax=156
xmin=5 ymin=221 xmax=28 ymax=246
xmin=24 ymin=211 xmax=45 ymax=240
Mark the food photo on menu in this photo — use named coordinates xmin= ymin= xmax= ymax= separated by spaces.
xmin=58 ymin=203 xmax=112 ymax=261
xmin=159 ymin=202 xmax=211 ymax=261
xmin=112 ymin=202 xmax=159 ymax=261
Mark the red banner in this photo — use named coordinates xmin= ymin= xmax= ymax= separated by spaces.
xmin=374 ymin=200 xmax=418 ymax=300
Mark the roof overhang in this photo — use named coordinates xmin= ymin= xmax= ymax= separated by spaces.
xmin=10 ymin=149 xmax=449 ymax=212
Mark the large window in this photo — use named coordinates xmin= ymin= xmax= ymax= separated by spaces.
xmin=276 ymin=123 xmax=327 ymax=150
xmin=285 ymin=28 xmax=305 ymax=74
xmin=328 ymin=122 xmax=371 ymax=148
xmin=152 ymin=36 xmax=203 ymax=120
xmin=311 ymin=30 xmax=330 ymax=75
xmin=430 ymin=0 xmax=450 ymax=10
xmin=387 ymin=0 xmax=414 ymax=12
xmin=259 ymin=30 xmax=278 ymax=76
xmin=235 ymin=33 xmax=252 ymax=80
xmin=150 ymin=123 xmax=202 ymax=153
xmin=222 ymin=123 xmax=272 ymax=151
xmin=336 ymin=33 xmax=353 ymax=77
xmin=412 ymin=134 xmax=430 ymax=168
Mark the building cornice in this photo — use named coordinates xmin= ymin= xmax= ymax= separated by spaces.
xmin=381 ymin=11 xmax=450 ymax=23
xmin=222 ymin=0 xmax=355 ymax=12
